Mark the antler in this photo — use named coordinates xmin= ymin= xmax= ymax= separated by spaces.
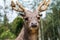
xmin=37 ymin=0 xmax=50 ymax=12
xmin=11 ymin=0 xmax=25 ymax=12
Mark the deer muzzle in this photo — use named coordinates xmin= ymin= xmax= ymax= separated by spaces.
xmin=30 ymin=20 xmax=38 ymax=28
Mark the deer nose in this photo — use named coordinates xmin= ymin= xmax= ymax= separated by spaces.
xmin=31 ymin=23 xmax=37 ymax=28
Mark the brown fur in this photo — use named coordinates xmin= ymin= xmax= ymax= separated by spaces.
xmin=11 ymin=0 xmax=50 ymax=40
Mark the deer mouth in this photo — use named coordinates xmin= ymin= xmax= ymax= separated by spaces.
xmin=30 ymin=25 xmax=38 ymax=30
xmin=31 ymin=25 xmax=37 ymax=28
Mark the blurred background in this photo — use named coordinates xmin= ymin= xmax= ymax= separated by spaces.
xmin=0 ymin=0 xmax=60 ymax=40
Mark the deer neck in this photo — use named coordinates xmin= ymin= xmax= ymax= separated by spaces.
xmin=23 ymin=24 xmax=38 ymax=40
xmin=29 ymin=32 xmax=38 ymax=40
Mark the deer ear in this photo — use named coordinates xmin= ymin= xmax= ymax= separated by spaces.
xmin=20 ymin=13 xmax=25 ymax=17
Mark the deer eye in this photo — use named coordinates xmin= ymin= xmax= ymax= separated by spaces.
xmin=37 ymin=17 xmax=40 ymax=19
xmin=25 ymin=17 xmax=28 ymax=21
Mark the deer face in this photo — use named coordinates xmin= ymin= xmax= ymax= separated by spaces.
xmin=22 ymin=10 xmax=42 ymax=31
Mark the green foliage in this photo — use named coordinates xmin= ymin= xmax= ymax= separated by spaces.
xmin=11 ymin=17 xmax=24 ymax=36
xmin=0 ymin=16 xmax=24 ymax=39
xmin=43 ymin=5 xmax=60 ymax=40
xmin=0 ymin=29 xmax=16 ymax=40
xmin=0 ymin=26 xmax=8 ymax=35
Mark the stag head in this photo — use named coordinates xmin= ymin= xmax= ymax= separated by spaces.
xmin=11 ymin=0 xmax=50 ymax=33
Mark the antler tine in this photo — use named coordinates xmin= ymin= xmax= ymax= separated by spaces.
xmin=37 ymin=0 xmax=45 ymax=11
xmin=11 ymin=0 xmax=25 ymax=12
xmin=45 ymin=0 xmax=50 ymax=6
xmin=11 ymin=0 xmax=16 ymax=7
xmin=37 ymin=0 xmax=50 ymax=12
xmin=16 ymin=1 xmax=25 ymax=11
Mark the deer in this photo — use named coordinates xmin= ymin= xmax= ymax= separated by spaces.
xmin=11 ymin=0 xmax=50 ymax=40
